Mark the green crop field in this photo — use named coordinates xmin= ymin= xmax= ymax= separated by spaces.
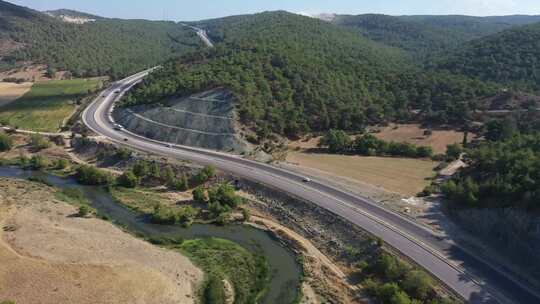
xmin=0 ymin=78 xmax=103 ymax=132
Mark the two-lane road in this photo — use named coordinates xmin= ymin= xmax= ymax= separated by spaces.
xmin=83 ymin=71 xmax=539 ymax=304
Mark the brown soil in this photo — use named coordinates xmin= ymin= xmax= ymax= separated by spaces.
xmin=285 ymin=152 xmax=437 ymax=196
xmin=0 ymin=178 xmax=203 ymax=304
xmin=373 ymin=123 xmax=469 ymax=154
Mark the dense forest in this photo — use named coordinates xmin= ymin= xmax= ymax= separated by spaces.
xmin=331 ymin=14 xmax=540 ymax=61
xmin=0 ymin=0 xmax=202 ymax=78
xmin=442 ymin=132 xmax=540 ymax=210
xmin=121 ymin=12 xmax=497 ymax=137
xmin=433 ymin=22 xmax=540 ymax=91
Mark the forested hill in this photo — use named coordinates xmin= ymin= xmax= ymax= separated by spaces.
xmin=122 ymin=11 xmax=497 ymax=137
xmin=0 ymin=0 xmax=202 ymax=78
xmin=331 ymin=14 xmax=540 ymax=61
xmin=433 ymin=22 xmax=540 ymax=91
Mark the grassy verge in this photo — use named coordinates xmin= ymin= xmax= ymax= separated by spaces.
xmin=109 ymin=186 xmax=174 ymax=213
xmin=0 ymin=78 xmax=103 ymax=132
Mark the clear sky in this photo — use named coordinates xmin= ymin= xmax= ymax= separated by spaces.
xmin=8 ymin=0 xmax=540 ymax=21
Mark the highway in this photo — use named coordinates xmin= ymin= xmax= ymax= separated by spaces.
xmin=82 ymin=70 xmax=539 ymax=304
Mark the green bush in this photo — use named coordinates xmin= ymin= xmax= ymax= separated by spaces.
xmin=117 ymin=170 xmax=139 ymax=188
xmin=54 ymin=158 xmax=69 ymax=169
xmin=151 ymin=204 xmax=198 ymax=226
xmin=0 ymin=133 xmax=13 ymax=151
xmin=78 ymin=205 xmax=90 ymax=217
xmin=29 ymin=133 xmax=51 ymax=150
xmin=30 ymin=155 xmax=49 ymax=170
xmin=203 ymin=275 xmax=226 ymax=304
xmin=192 ymin=186 xmax=207 ymax=204
xmin=76 ymin=165 xmax=112 ymax=185
xmin=402 ymin=270 xmax=433 ymax=300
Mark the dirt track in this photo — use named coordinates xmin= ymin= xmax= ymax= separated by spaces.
xmin=0 ymin=178 xmax=202 ymax=304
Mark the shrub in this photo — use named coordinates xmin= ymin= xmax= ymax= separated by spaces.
xmin=116 ymin=148 xmax=131 ymax=160
xmin=445 ymin=144 xmax=462 ymax=161
xmin=194 ymin=165 xmax=216 ymax=184
xmin=242 ymin=208 xmax=251 ymax=222
xmin=54 ymin=158 xmax=69 ymax=170
xmin=402 ymin=270 xmax=433 ymax=300
xmin=30 ymin=155 xmax=49 ymax=170
xmin=29 ymin=134 xmax=51 ymax=151
xmin=151 ymin=204 xmax=198 ymax=225
xmin=0 ymin=133 xmax=13 ymax=151
xmin=78 ymin=205 xmax=90 ymax=217
xmin=192 ymin=186 xmax=207 ymax=204
xmin=117 ymin=170 xmax=139 ymax=188
xmin=203 ymin=275 xmax=225 ymax=304
xmin=132 ymin=160 xmax=150 ymax=177
xmin=76 ymin=165 xmax=112 ymax=185
xmin=168 ymin=174 xmax=189 ymax=191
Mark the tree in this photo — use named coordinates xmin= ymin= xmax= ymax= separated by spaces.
xmin=78 ymin=205 xmax=90 ymax=217
xmin=0 ymin=133 xmax=13 ymax=151
xmin=445 ymin=144 xmax=462 ymax=161
xmin=29 ymin=134 xmax=51 ymax=151
xmin=192 ymin=186 xmax=206 ymax=204
xmin=402 ymin=270 xmax=433 ymax=300
xmin=320 ymin=129 xmax=352 ymax=153
xmin=30 ymin=155 xmax=49 ymax=170
xmin=132 ymin=160 xmax=150 ymax=177
xmin=117 ymin=170 xmax=139 ymax=188
xmin=76 ymin=165 xmax=112 ymax=185
xmin=242 ymin=208 xmax=251 ymax=222
xmin=203 ymin=275 xmax=225 ymax=304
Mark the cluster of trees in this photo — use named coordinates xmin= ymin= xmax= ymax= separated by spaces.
xmin=0 ymin=1 xmax=202 ymax=79
xmin=75 ymin=165 xmax=112 ymax=185
xmin=441 ymin=131 xmax=540 ymax=210
xmin=116 ymin=159 xmax=215 ymax=191
xmin=121 ymin=12 xmax=498 ymax=138
xmin=193 ymin=183 xmax=244 ymax=224
xmin=320 ymin=130 xmax=434 ymax=158
xmin=350 ymin=240 xmax=456 ymax=304
xmin=151 ymin=204 xmax=198 ymax=226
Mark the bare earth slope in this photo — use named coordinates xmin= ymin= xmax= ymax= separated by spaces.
xmin=0 ymin=178 xmax=202 ymax=304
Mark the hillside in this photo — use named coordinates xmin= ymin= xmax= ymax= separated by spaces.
xmin=332 ymin=14 xmax=540 ymax=61
xmin=0 ymin=0 xmax=202 ymax=78
xmin=433 ymin=22 xmax=540 ymax=90
xmin=121 ymin=11 xmax=497 ymax=138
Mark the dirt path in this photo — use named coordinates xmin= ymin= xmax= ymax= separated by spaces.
xmin=0 ymin=178 xmax=203 ymax=304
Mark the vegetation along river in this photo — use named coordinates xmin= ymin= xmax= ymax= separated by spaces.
xmin=0 ymin=166 xmax=301 ymax=304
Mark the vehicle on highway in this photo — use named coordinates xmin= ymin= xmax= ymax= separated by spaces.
xmin=123 ymin=138 xmax=129 ymax=142
xmin=113 ymin=124 xmax=123 ymax=131
xmin=166 ymin=143 xmax=173 ymax=148
xmin=302 ymin=177 xmax=312 ymax=183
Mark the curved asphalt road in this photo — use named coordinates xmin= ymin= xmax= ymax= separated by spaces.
xmin=83 ymin=70 xmax=539 ymax=304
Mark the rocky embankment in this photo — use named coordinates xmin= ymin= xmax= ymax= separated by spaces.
xmin=113 ymin=89 xmax=253 ymax=153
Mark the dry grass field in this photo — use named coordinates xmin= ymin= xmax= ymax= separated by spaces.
xmin=0 ymin=82 xmax=33 ymax=107
xmin=373 ymin=123 xmax=468 ymax=154
xmin=286 ymin=152 xmax=437 ymax=196
xmin=0 ymin=178 xmax=202 ymax=304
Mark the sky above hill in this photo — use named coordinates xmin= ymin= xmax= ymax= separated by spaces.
xmin=9 ymin=0 xmax=540 ymax=21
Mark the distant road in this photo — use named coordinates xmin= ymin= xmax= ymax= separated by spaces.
xmin=83 ymin=70 xmax=540 ymax=304
xmin=181 ymin=23 xmax=214 ymax=47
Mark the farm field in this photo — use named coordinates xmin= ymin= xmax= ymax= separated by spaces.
xmin=373 ymin=123 xmax=469 ymax=154
xmin=0 ymin=78 xmax=103 ymax=132
xmin=286 ymin=152 xmax=437 ymax=196
xmin=0 ymin=82 xmax=33 ymax=107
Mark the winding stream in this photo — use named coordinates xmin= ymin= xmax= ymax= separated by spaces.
xmin=0 ymin=167 xmax=301 ymax=304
